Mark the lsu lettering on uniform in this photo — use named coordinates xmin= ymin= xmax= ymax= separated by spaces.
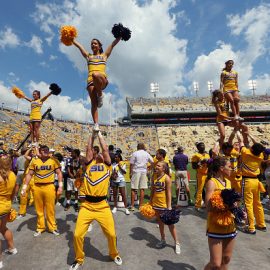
xmin=29 ymin=157 xmax=60 ymax=233
xmin=216 ymin=100 xmax=230 ymax=124
xmin=0 ymin=172 xmax=16 ymax=219
xmin=240 ymin=147 xmax=266 ymax=231
xmin=87 ymin=53 xmax=107 ymax=87
xmin=222 ymin=70 xmax=238 ymax=93
xmin=152 ymin=174 xmax=167 ymax=211
xmin=30 ymin=99 xmax=43 ymax=122
xmin=207 ymin=178 xmax=237 ymax=238
xmin=219 ymin=149 xmax=241 ymax=193
xmin=192 ymin=152 xmax=210 ymax=208
xmin=73 ymin=160 xmax=119 ymax=265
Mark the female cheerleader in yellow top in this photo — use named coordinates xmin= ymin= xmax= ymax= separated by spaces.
xmin=220 ymin=60 xmax=243 ymax=121
xmin=150 ymin=161 xmax=181 ymax=254
xmin=23 ymin=90 xmax=53 ymax=145
xmin=212 ymin=89 xmax=248 ymax=146
xmin=204 ymin=157 xmax=240 ymax=270
xmin=72 ymin=37 xmax=121 ymax=131
xmin=0 ymin=154 xmax=17 ymax=269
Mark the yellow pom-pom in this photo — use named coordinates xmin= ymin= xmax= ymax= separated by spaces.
xmin=12 ymin=86 xmax=25 ymax=99
xmin=60 ymin=25 xmax=78 ymax=46
xmin=140 ymin=203 xmax=156 ymax=219
xmin=210 ymin=190 xmax=227 ymax=211
xmin=215 ymin=210 xmax=234 ymax=226
xmin=7 ymin=208 xmax=17 ymax=222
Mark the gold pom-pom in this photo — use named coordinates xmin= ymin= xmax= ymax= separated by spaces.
xmin=74 ymin=178 xmax=82 ymax=189
xmin=215 ymin=210 xmax=234 ymax=226
xmin=12 ymin=86 xmax=25 ymax=99
xmin=140 ymin=203 xmax=156 ymax=219
xmin=210 ymin=190 xmax=227 ymax=211
xmin=7 ymin=208 xmax=17 ymax=222
xmin=60 ymin=25 xmax=78 ymax=46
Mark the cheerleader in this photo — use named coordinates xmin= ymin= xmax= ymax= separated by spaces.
xmin=220 ymin=60 xmax=243 ymax=121
xmin=23 ymin=90 xmax=53 ymax=145
xmin=0 ymin=154 xmax=17 ymax=269
xmin=149 ymin=161 xmax=181 ymax=254
xmin=204 ymin=157 xmax=238 ymax=270
xmin=72 ymin=37 xmax=121 ymax=131
xmin=212 ymin=89 xmax=248 ymax=146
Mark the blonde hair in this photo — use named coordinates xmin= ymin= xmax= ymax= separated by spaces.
xmin=0 ymin=156 xmax=12 ymax=181
xmin=157 ymin=161 xmax=169 ymax=175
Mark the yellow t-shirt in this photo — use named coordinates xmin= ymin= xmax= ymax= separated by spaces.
xmin=29 ymin=157 xmax=60 ymax=184
xmin=0 ymin=171 xmax=16 ymax=215
xmin=240 ymin=147 xmax=263 ymax=177
xmin=79 ymin=160 xmax=112 ymax=197
xmin=191 ymin=152 xmax=210 ymax=175
xmin=207 ymin=177 xmax=236 ymax=238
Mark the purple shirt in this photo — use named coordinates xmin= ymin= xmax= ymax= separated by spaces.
xmin=173 ymin=153 xmax=188 ymax=171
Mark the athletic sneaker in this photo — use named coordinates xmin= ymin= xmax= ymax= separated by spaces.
xmin=255 ymin=226 xmax=267 ymax=232
xmin=16 ymin=214 xmax=25 ymax=220
xmin=88 ymin=224 xmax=93 ymax=232
xmin=243 ymin=228 xmax=256 ymax=235
xmin=114 ymin=256 xmax=123 ymax=266
xmin=0 ymin=261 xmax=3 ymax=269
xmin=112 ymin=207 xmax=117 ymax=214
xmin=235 ymin=115 xmax=244 ymax=121
xmin=51 ymin=230 xmax=60 ymax=236
xmin=125 ymin=208 xmax=130 ymax=215
xmin=175 ymin=243 xmax=181 ymax=254
xmin=128 ymin=206 xmax=135 ymax=211
xmin=33 ymin=231 xmax=42 ymax=237
xmin=97 ymin=94 xmax=104 ymax=108
xmin=69 ymin=261 xmax=82 ymax=270
xmin=93 ymin=123 xmax=100 ymax=132
xmin=156 ymin=239 xmax=166 ymax=248
xmin=4 ymin=248 xmax=18 ymax=255
xmin=195 ymin=208 xmax=204 ymax=213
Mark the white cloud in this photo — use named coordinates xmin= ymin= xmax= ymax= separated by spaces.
xmin=32 ymin=0 xmax=188 ymax=98
xmin=49 ymin=55 xmax=57 ymax=61
xmin=25 ymin=35 xmax=43 ymax=54
xmin=0 ymin=27 xmax=20 ymax=49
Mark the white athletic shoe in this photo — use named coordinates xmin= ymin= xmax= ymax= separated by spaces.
xmin=33 ymin=231 xmax=42 ymax=237
xmin=114 ymin=256 xmax=123 ymax=266
xmin=88 ymin=224 xmax=93 ymax=232
xmin=69 ymin=261 xmax=82 ymax=270
xmin=156 ymin=239 xmax=166 ymax=248
xmin=112 ymin=207 xmax=117 ymax=214
xmin=125 ymin=208 xmax=130 ymax=215
xmin=97 ymin=94 xmax=104 ymax=108
xmin=93 ymin=123 xmax=100 ymax=132
xmin=4 ymin=248 xmax=18 ymax=255
xmin=51 ymin=230 xmax=60 ymax=236
xmin=0 ymin=261 xmax=3 ymax=269
xmin=16 ymin=214 xmax=25 ymax=220
xmin=175 ymin=242 xmax=181 ymax=254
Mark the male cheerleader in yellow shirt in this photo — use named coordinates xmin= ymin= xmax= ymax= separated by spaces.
xmin=70 ymin=131 xmax=122 ymax=270
xmin=238 ymin=132 xmax=269 ymax=234
xmin=192 ymin=142 xmax=210 ymax=212
xmin=21 ymin=145 xmax=63 ymax=236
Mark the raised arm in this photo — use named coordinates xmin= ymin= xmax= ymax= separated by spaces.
xmin=228 ymin=129 xmax=237 ymax=145
xmin=85 ymin=133 xmax=94 ymax=163
xmin=40 ymin=91 xmax=52 ymax=103
xmin=104 ymin=37 xmax=121 ymax=59
xmin=72 ymin=39 xmax=89 ymax=59
xmin=97 ymin=131 xmax=111 ymax=165
xmin=23 ymin=96 xmax=32 ymax=102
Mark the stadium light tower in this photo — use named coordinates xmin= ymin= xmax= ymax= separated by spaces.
xmin=193 ymin=81 xmax=199 ymax=97
xmin=150 ymin=82 xmax=159 ymax=109
xmin=248 ymin=80 xmax=256 ymax=97
xmin=207 ymin=81 xmax=213 ymax=93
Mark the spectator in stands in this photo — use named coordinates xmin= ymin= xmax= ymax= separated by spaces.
xmin=212 ymin=89 xmax=248 ymax=146
xmin=220 ymin=60 xmax=243 ymax=121
xmin=65 ymin=149 xmax=82 ymax=212
xmin=237 ymin=132 xmax=268 ymax=234
xmin=72 ymin=35 xmax=121 ymax=132
xmin=192 ymin=142 xmax=210 ymax=212
xmin=173 ymin=147 xmax=192 ymax=205
xmin=129 ymin=143 xmax=154 ymax=211
xmin=14 ymin=148 xmax=27 ymax=202
xmin=0 ymin=142 xmax=5 ymax=156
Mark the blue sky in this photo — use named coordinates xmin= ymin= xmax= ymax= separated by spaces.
xmin=1 ymin=0 xmax=270 ymax=123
